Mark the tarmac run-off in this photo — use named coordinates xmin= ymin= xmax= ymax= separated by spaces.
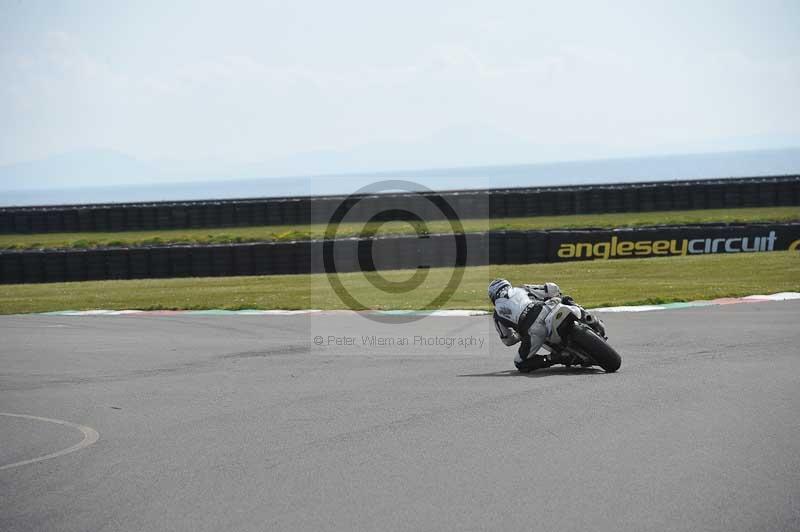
xmin=1 ymin=299 xmax=798 ymax=532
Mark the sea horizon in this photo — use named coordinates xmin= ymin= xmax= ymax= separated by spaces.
xmin=2 ymin=147 xmax=799 ymax=207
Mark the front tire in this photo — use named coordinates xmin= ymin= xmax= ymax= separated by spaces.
xmin=570 ymin=324 xmax=622 ymax=373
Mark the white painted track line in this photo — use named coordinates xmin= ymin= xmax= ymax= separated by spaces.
xmin=0 ymin=413 xmax=99 ymax=472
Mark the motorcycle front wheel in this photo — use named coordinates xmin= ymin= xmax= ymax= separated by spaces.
xmin=570 ymin=324 xmax=622 ymax=373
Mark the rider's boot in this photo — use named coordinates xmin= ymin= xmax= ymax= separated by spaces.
xmin=515 ymin=354 xmax=556 ymax=373
xmin=550 ymin=351 xmax=579 ymax=366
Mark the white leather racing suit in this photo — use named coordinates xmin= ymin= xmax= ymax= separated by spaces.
xmin=493 ymin=283 xmax=562 ymax=368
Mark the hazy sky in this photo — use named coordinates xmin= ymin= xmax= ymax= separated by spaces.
xmin=1 ymin=0 xmax=798 ymax=168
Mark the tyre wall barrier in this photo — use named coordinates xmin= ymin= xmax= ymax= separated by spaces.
xmin=2 ymin=223 xmax=798 ymax=284
xmin=1 ymin=175 xmax=798 ymax=234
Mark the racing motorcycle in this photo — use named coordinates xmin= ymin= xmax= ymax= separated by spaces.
xmin=538 ymin=296 xmax=622 ymax=373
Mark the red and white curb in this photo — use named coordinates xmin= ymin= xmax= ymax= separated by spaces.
xmin=33 ymin=292 xmax=800 ymax=317
xmin=592 ymin=292 xmax=800 ymax=313
xmin=41 ymin=309 xmax=324 ymax=316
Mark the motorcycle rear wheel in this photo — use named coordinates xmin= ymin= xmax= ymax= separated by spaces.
xmin=570 ymin=324 xmax=622 ymax=373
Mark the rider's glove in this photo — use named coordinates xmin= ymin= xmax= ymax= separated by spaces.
xmin=561 ymin=295 xmax=575 ymax=306
xmin=543 ymin=282 xmax=561 ymax=298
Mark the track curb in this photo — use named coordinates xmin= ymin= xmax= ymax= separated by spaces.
xmin=28 ymin=292 xmax=800 ymax=316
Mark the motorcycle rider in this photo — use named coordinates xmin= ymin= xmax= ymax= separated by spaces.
xmin=488 ymin=278 xmax=579 ymax=372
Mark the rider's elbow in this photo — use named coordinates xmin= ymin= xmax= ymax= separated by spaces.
xmin=501 ymin=335 xmax=520 ymax=346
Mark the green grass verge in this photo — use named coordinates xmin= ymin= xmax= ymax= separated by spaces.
xmin=1 ymin=206 xmax=797 ymax=251
xmin=1 ymin=251 xmax=797 ymax=315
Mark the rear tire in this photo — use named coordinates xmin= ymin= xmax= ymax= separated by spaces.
xmin=570 ymin=324 xmax=622 ymax=373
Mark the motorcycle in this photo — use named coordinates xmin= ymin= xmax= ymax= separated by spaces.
xmin=540 ymin=298 xmax=622 ymax=373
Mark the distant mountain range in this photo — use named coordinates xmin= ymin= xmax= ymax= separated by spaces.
xmin=0 ymin=125 xmax=566 ymax=189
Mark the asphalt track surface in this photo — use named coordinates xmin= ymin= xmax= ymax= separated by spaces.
xmin=1 ymin=302 xmax=799 ymax=532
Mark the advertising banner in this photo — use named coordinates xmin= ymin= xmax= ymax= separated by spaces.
xmin=546 ymin=224 xmax=800 ymax=262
